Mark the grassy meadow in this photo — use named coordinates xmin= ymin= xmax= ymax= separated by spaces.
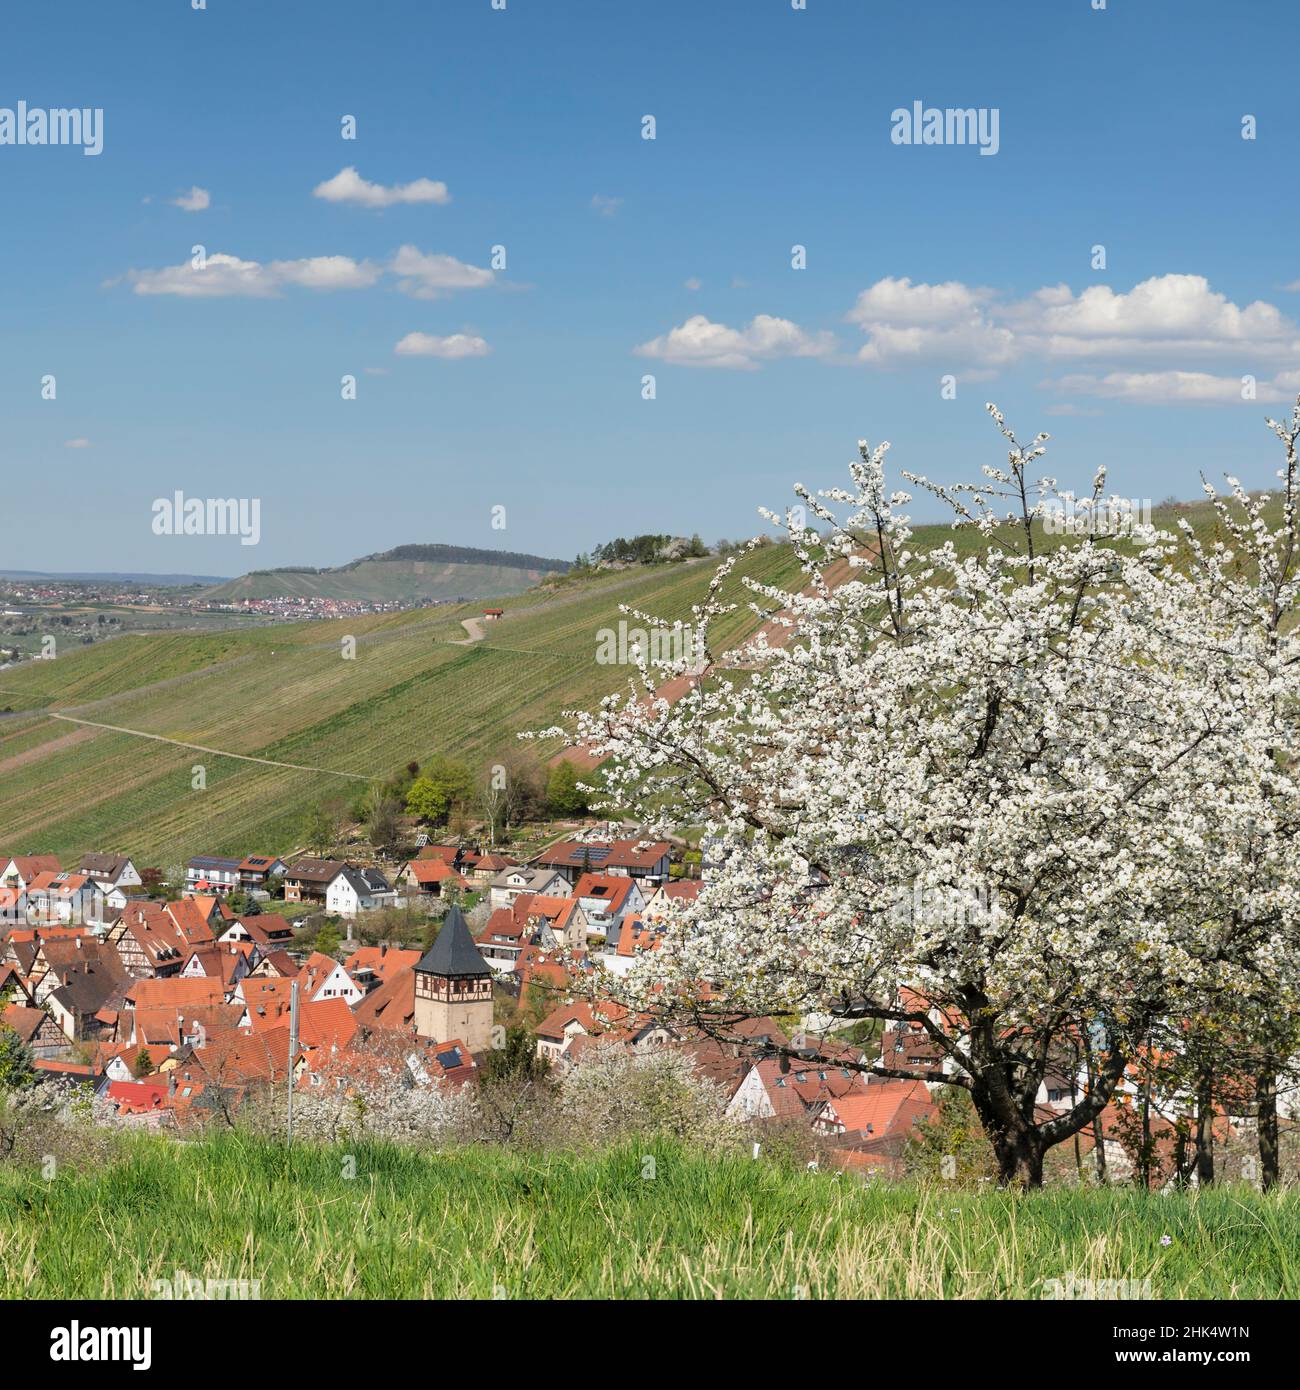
xmin=0 ymin=1132 xmax=1295 ymax=1299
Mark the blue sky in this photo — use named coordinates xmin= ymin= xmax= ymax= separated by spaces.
xmin=2 ymin=0 xmax=1298 ymax=575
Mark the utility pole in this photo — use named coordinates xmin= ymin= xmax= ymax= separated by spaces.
xmin=286 ymin=979 xmax=300 ymax=1145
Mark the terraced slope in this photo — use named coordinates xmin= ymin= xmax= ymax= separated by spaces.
xmin=0 ymin=546 xmax=801 ymax=862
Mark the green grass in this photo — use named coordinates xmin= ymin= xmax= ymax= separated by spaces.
xmin=1 ymin=1133 xmax=1296 ymax=1298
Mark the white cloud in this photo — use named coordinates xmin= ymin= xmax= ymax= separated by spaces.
xmin=1014 ymin=274 xmax=1298 ymax=359
xmin=64 ymin=437 xmax=91 ymax=448
xmin=635 ymin=313 xmax=835 ymax=369
xmin=1048 ymin=370 xmax=1290 ymax=406
xmin=394 ymin=332 xmax=490 ymax=359
xmin=848 ymin=277 xmax=994 ymax=328
xmin=313 ymin=166 xmax=450 ymax=208
xmin=270 ymin=255 xmax=381 ymax=291
xmin=591 ymin=194 xmax=622 ymax=217
xmin=684 ymin=277 xmax=702 ymax=291
xmin=846 ymin=276 xmax=1016 ymax=370
xmin=390 ymin=245 xmax=494 ymax=299
xmin=171 ymin=186 xmax=210 ymax=213
xmin=123 ymin=251 xmax=379 ymax=297
xmin=843 ymin=274 xmax=1300 ymax=383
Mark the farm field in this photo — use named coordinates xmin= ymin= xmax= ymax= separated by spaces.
xmin=0 ymin=546 xmax=802 ymax=862
xmin=1 ymin=1132 xmax=1295 ymax=1299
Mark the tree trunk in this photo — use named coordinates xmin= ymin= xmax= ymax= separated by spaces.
xmin=969 ymin=1081 xmax=1046 ymax=1188
xmin=989 ymin=1125 xmax=1045 ymax=1187
xmin=1082 ymin=1034 xmax=1106 ymax=1183
xmin=1256 ymin=1070 xmax=1279 ymax=1193
xmin=1194 ymin=1065 xmax=1215 ymax=1187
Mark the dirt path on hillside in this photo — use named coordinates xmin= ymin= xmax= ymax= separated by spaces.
xmin=551 ymin=552 xmax=865 ymax=772
xmin=45 ymin=712 xmax=378 ymax=781
xmin=451 ymin=618 xmax=487 ymax=645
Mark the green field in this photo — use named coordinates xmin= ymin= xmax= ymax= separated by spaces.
xmin=1 ymin=1132 xmax=1294 ymax=1299
xmin=0 ymin=547 xmax=802 ymax=862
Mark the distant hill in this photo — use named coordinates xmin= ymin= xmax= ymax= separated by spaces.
xmin=0 ymin=570 xmax=229 ymax=587
xmin=203 ymin=544 xmax=571 ymax=604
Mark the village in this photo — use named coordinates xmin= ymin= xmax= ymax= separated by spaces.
xmin=0 ymin=824 xmax=1264 ymax=1186
xmin=0 ymin=831 xmax=960 ymax=1174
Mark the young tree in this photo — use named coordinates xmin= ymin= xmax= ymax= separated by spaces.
xmin=0 ymin=1025 xmax=36 ymax=1091
xmin=546 ymin=760 xmax=589 ymax=816
xmin=302 ymin=803 xmax=339 ymax=856
xmin=405 ymin=756 xmax=474 ymax=826
xmin=365 ymin=794 xmax=403 ymax=853
xmin=542 ymin=406 xmax=1300 ymax=1186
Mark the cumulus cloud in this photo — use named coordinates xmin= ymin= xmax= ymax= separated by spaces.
xmin=843 ymin=273 xmax=1300 ymax=400
xmin=846 ymin=276 xmax=1016 ymax=370
xmin=1014 ymin=275 xmax=1299 ymax=359
xmin=1048 ymin=370 xmax=1293 ymax=406
xmin=390 ymin=245 xmax=495 ymax=299
xmin=313 ymin=166 xmax=450 ymax=208
xmin=171 ymin=186 xmax=210 ymax=212
xmin=635 ymin=313 xmax=835 ymax=369
xmin=122 ymin=251 xmax=380 ymax=297
xmin=394 ymin=332 xmax=490 ymax=358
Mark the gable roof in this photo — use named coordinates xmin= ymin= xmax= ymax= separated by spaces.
xmin=283 ymin=857 xmax=348 ymax=884
xmin=535 ymin=838 xmax=670 ymax=872
xmin=414 ymin=905 xmax=490 ymax=978
xmin=77 ymin=853 xmax=134 ymax=878
xmin=1 ymin=1003 xmax=50 ymax=1043
xmin=403 ymin=858 xmax=469 ymax=888
xmin=819 ymin=1080 xmax=936 ymax=1139
xmin=342 ymin=945 xmax=420 ymax=983
xmin=572 ymin=873 xmax=636 ymax=912
xmin=332 ymin=865 xmax=392 ymax=897
xmin=352 ymin=967 xmax=416 ymax=1033
xmin=2 ymin=854 xmax=62 ymax=882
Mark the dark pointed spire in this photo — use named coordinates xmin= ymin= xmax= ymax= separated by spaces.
xmin=414 ymin=903 xmax=490 ymax=977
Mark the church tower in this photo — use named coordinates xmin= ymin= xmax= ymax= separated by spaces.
xmin=412 ymin=904 xmax=494 ymax=1053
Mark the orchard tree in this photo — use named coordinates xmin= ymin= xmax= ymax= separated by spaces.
xmin=540 ymin=405 xmax=1300 ymax=1186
